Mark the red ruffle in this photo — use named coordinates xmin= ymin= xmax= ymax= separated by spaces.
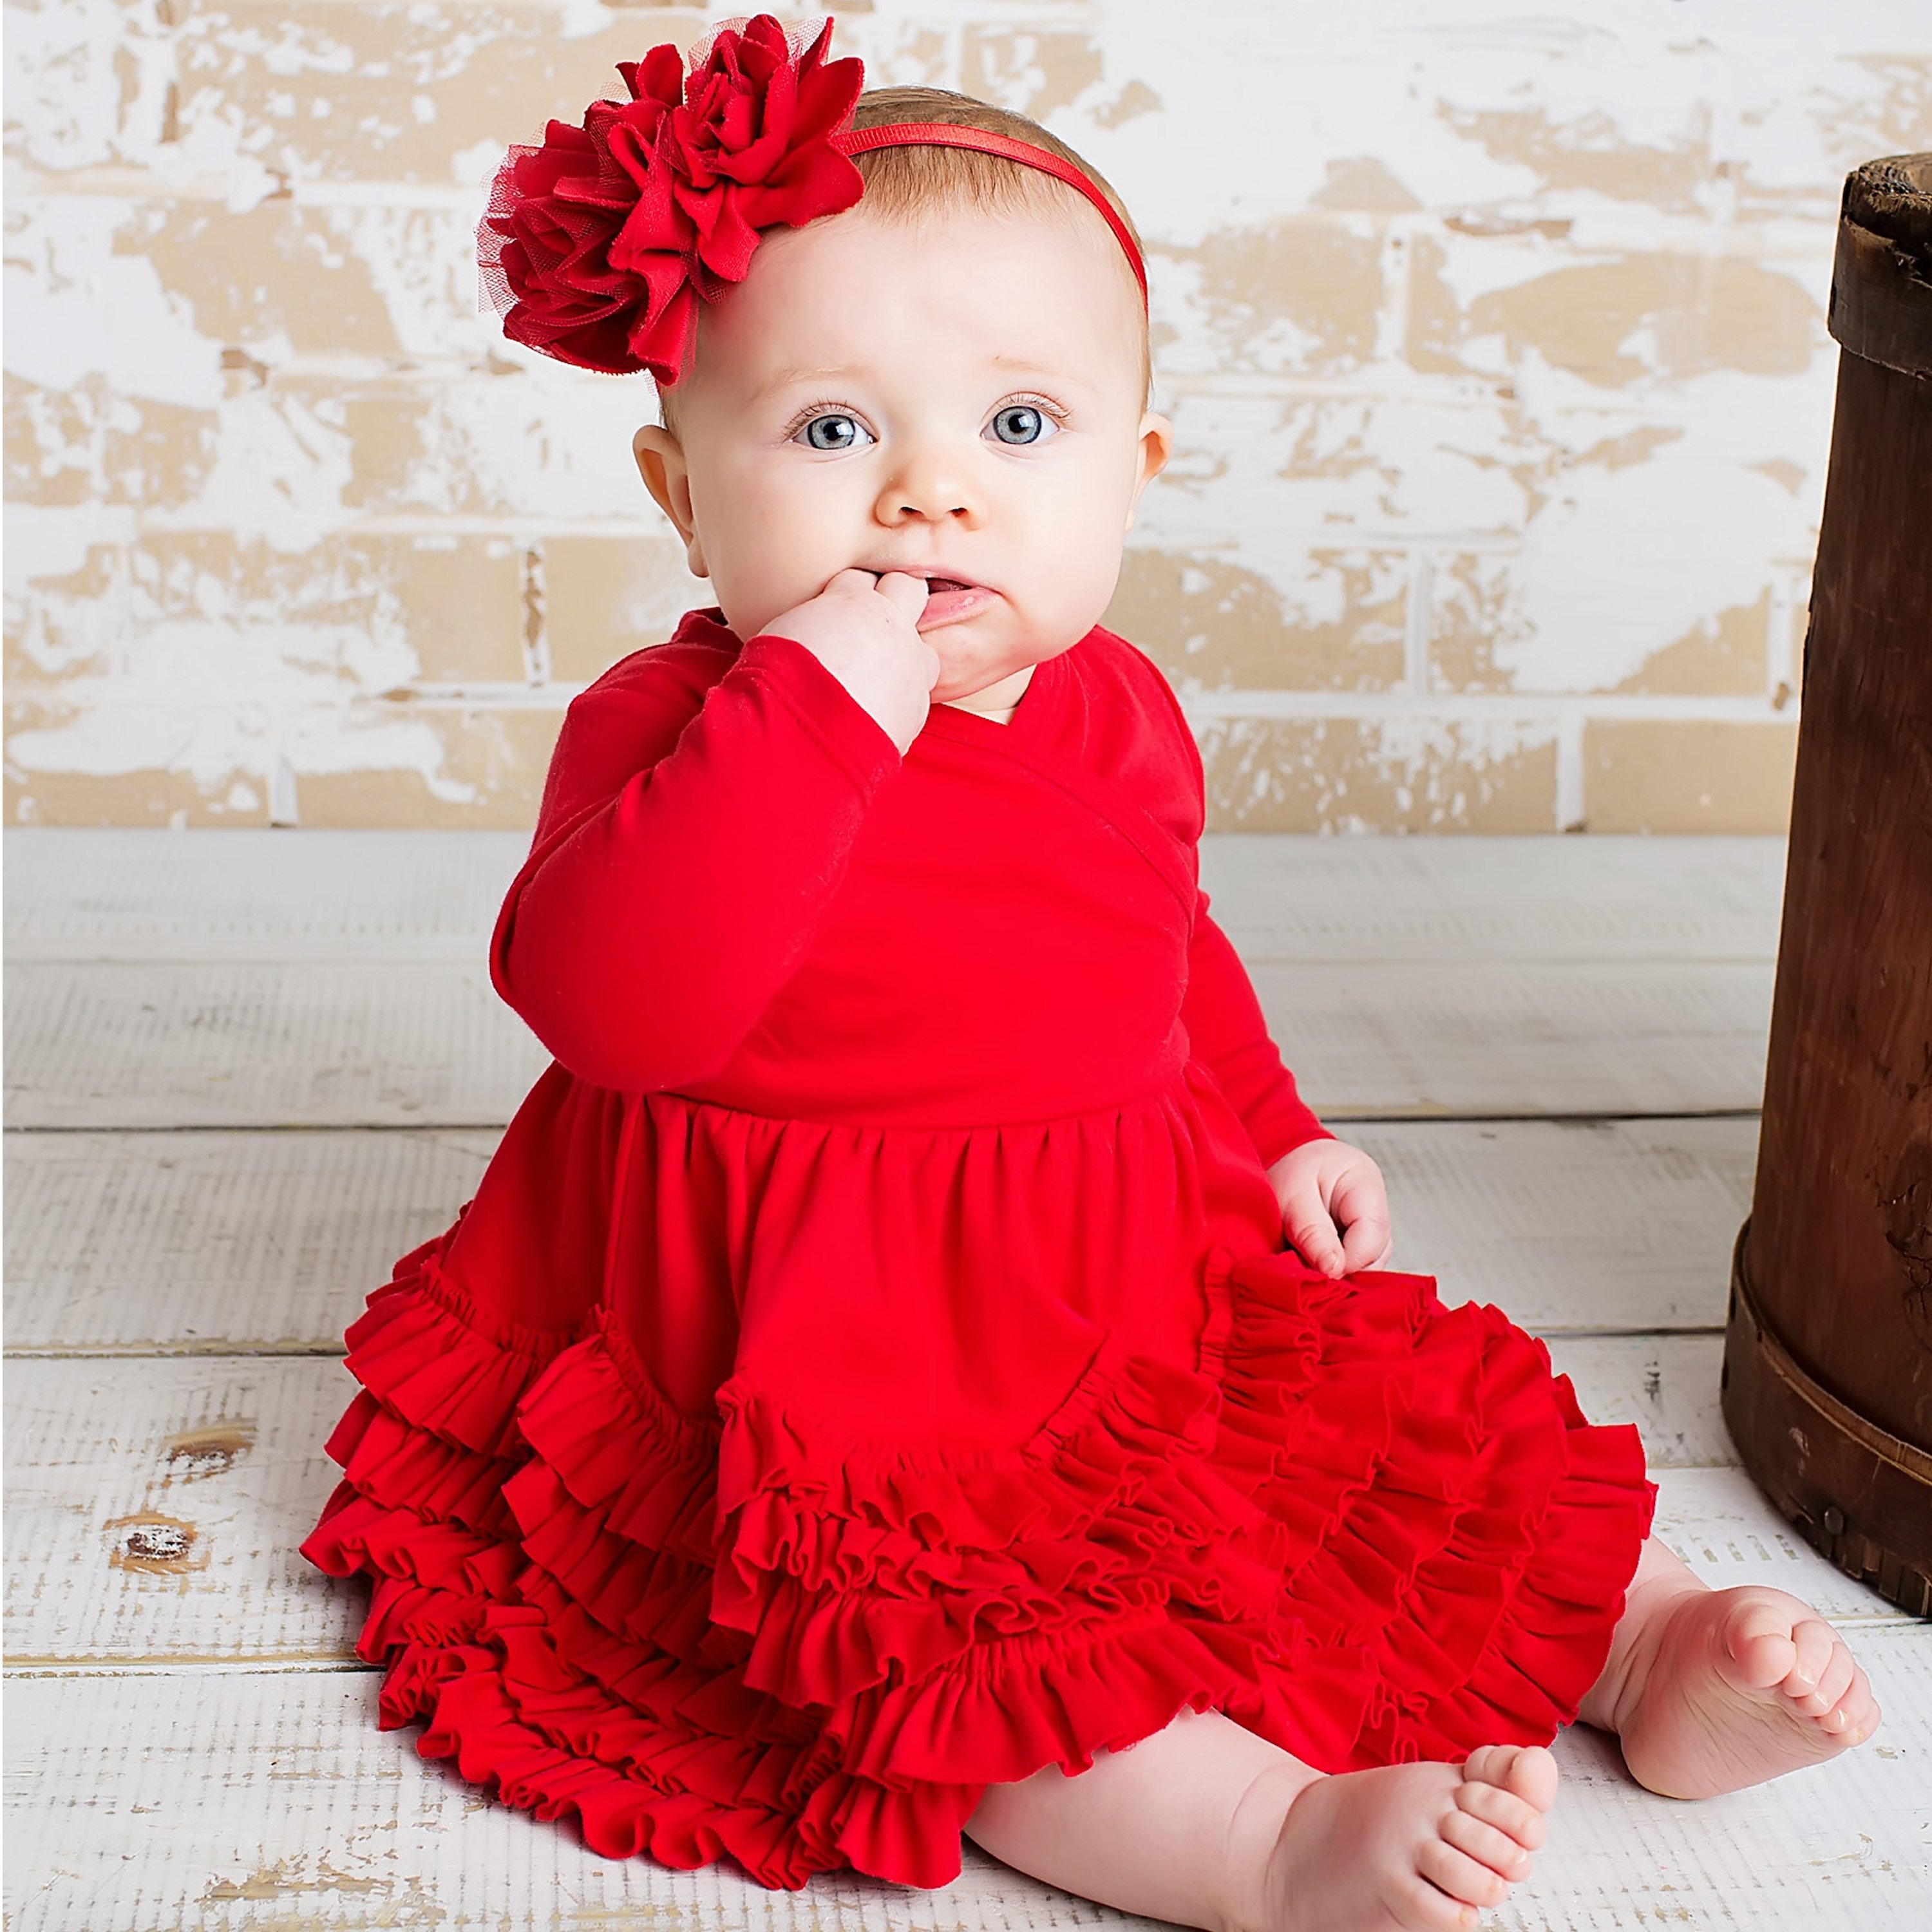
xmin=301 ymin=1228 xmax=1654 ymax=1890
xmin=1202 ymin=1251 xmax=1656 ymax=1770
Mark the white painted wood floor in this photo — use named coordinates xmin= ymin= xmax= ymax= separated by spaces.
xmin=4 ymin=829 xmax=1927 ymax=1931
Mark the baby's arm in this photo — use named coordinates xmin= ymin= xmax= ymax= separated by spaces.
xmin=1183 ymin=890 xmax=1393 ymax=1274
xmin=1182 ymin=889 xmax=1334 ymax=1168
xmin=489 ymin=632 xmax=903 ymax=1092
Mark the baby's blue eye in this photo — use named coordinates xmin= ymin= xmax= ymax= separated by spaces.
xmin=797 ymin=413 xmax=871 ymax=451
xmin=989 ymin=404 xmax=1052 ymax=446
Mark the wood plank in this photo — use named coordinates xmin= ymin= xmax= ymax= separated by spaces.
xmin=1540 ymin=1334 xmax=1736 ymax=1468
xmin=1200 ymin=831 xmax=1787 ymax=962
xmin=3 ymin=1357 xmax=365 ymax=1668
xmin=6 ymin=828 xmax=1787 ymax=965
xmin=3 ymin=1129 xmax=500 ymax=1356
xmin=1 ymin=1119 xmax=1752 ymax=1356
xmin=1253 ymin=959 xmax=1773 ymax=1118
xmin=3 ymin=963 xmax=551 ymax=1129
xmin=3 ymin=958 xmax=1772 ymax=1128
xmin=3 ymin=829 xmax=529 ymax=962
xmin=5 ymin=1356 xmax=1904 ymax=1671
xmin=6 ymin=1631 xmax=1927 ymax=1932
xmin=1359 ymin=1115 xmax=1754 ymax=1335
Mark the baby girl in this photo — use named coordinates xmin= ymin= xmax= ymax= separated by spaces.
xmin=303 ymin=17 xmax=1880 ymax=1932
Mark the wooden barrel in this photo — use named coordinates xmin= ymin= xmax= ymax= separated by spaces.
xmin=1721 ymin=154 xmax=1932 ymax=1618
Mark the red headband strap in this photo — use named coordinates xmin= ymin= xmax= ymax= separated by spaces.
xmin=832 ymin=122 xmax=1149 ymax=308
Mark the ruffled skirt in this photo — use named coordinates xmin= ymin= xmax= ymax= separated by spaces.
xmin=301 ymin=1222 xmax=1656 ymax=1889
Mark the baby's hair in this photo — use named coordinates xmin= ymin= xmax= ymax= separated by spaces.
xmin=652 ymin=84 xmax=1152 ymax=430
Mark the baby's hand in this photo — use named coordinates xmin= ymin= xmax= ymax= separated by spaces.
xmin=759 ymin=569 xmax=941 ymax=755
xmin=1265 ymin=1139 xmax=1394 ymax=1277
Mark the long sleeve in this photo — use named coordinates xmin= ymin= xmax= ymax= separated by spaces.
xmin=489 ymin=631 xmax=904 ymax=1093
xmin=1182 ymin=887 xmax=1334 ymax=1169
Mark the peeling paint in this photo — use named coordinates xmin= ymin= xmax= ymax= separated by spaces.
xmin=1199 ymin=714 xmax=1560 ymax=834
xmin=7 ymin=3 xmax=1928 ymax=831
xmin=1106 ymin=545 xmax=1406 ymax=692
xmin=161 ymin=1421 xmax=258 ymax=1479
xmin=105 ymin=1510 xmax=205 ymax=1575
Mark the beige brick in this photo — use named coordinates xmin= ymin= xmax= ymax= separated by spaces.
xmin=10 ymin=532 xmax=529 ymax=688
xmin=1609 ymin=587 xmax=1770 ymax=696
xmin=1410 ymin=231 xmax=1820 ymax=388
xmin=1169 ymin=217 xmax=1385 ymax=374
xmin=1198 ymin=717 xmax=1558 ymax=833
xmin=1438 ymin=104 xmax=1716 ymax=216
xmin=1426 ymin=553 xmax=1526 ymax=694
xmin=1431 ymin=556 xmax=1774 ymax=698
xmin=297 ymin=705 xmax=562 ymax=828
xmin=4 ymin=761 xmax=270 ymax=829
xmin=322 ymin=374 xmax=643 ymax=522
xmin=171 ymin=5 xmax=711 ymax=187
xmin=5 ymin=544 xmax=123 ymax=685
xmin=542 ymin=532 xmax=701 ymax=685
xmin=5 ymin=684 xmax=274 ymax=826
xmin=1582 ymin=719 xmax=1798 ymax=832
xmin=375 ymin=536 xmax=528 ymax=683
xmin=6 ymin=375 xmax=99 ymax=508
xmin=1106 ymin=545 xmax=1406 ymax=692
xmin=960 ymin=26 xmax=1103 ymax=118
xmin=1472 ymin=256 xmax=1820 ymax=390
xmin=128 ymin=199 xmax=404 ymax=357
xmin=6 ymin=377 xmax=221 ymax=513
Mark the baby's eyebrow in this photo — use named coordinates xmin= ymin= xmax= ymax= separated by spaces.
xmin=751 ymin=365 xmax=867 ymax=401
xmin=746 ymin=355 xmax=1096 ymax=406
xmin=985 ymin=354 xmax=1103 ymax=399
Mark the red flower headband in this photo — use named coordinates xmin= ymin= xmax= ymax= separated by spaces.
xmin=475 ymin=12 xmax=1148 ymax=384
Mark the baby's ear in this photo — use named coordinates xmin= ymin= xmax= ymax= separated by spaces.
xmin=1125 ymin=410 xmax=1173 ymax=531
xmin=632 ymin=424 xmax=708 ymax=578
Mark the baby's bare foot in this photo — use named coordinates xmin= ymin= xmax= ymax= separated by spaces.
xmin=1616 ymin=1584 xmax=1882 ymax=1800
xmin=1237 ymin=1742 xmax=1557 ymax=1932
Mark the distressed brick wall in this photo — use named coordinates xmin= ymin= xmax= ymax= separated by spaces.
xmin=6 ymin=2 xmax=1927 ymax=831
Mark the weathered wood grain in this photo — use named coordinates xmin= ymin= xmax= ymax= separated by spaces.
xmin=1249 ymin=958 xmax=1773 ymax=1118
xmin=6 ymin=1631 xmax=1927 ymax=1932
xmin=1200 ymin=831 xmax=1787 ymax=962
xmin=3 ymin=1356 xmax=364 ymax=1667
xmin=2 ymin=957 xmax=1774 ymax=1128
xmin=3 ymin=1128 xmax=500 ymax=1355
xmin=3 ymin=829 xmax=1783 ymax=1126
xmin=3 ymin=1354 xmax=1906 ymax=1672
xmin=3 ymin=827 xmax=1777 ymax=966
xmin=1 ymin=962 xmax=551 ymax=1128
xmin=1 ymin=1117 xmax=1752 ymax=1356
xmin=4 ymin=829 xmax=1924 ymax=1932
xmin=3 ymin=829 xmax=530 ymax=963
xmin=1367 ymin=1114 xmax=1754 ymax=1334
xmin=5 ymin=830 xmax=1786 ymax=965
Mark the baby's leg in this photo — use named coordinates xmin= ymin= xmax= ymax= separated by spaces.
xmin=1575 ymin=1533 xmax=1884 ymax=1799
xmin=963 ymin=1705 xmax=1557 ymax=1932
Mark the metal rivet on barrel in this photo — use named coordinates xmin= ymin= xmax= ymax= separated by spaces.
xmin=1823 ymin=1505 xmax=1846 ymax=1537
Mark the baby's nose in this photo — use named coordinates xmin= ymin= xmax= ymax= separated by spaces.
xmin=875 ymin=452 xmax=980 ymax=525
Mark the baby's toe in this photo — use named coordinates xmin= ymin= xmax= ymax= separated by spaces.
xmin=1501 ymin=1742 xmax=1559 ymax=1813
xmin=1795 ymin=1635 xmax=1857 ymax=1717
xmin=1416 ymin=1835 xmax=1513 ymax=1913
xmin=1831 ymin=1670 xmax=1881 ymax=1740
xmin=1725 ymin=1599 xmax=1801 ymax=1689
xmin=1441 ymin=1803 xmax=1533 ymax=1881
xmin=1463 ymin=1741 xmax=1557 ymax=1808
xmin=1782 ymin=1618 xmax=1839 ymax=1700
xmin=1454 ymin=1775 xmax=1547 ymax=1853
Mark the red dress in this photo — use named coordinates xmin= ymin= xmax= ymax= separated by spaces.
xmin=301 ymin=608 xmax=1656 ymax=1889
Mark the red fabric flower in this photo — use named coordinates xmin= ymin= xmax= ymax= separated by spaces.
xmin=477 ymin=15 xmax=864 ymax=381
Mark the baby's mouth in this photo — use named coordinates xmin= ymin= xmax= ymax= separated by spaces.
xmin=922 ymin=576 xmax=973 ymax=595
